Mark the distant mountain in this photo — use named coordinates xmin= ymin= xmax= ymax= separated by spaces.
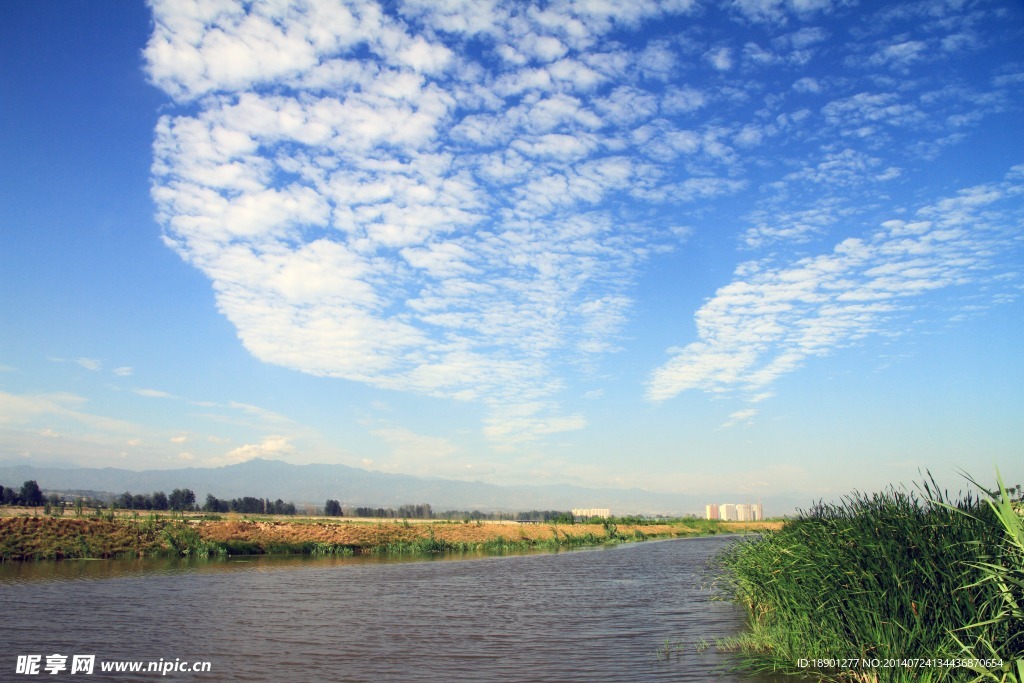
xmin=0 ymin=458 xmax=805 ymax=516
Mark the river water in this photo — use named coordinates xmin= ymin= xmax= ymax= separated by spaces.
xmin=0 ymin=535 xmax=784 ymax=682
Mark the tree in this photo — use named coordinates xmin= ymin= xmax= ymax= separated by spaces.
xmin=229 ymin=496 xmax=263 ymax=514
xmin=203 ymin=494 xmax=221 ymax=513
xmin=168 ymin=488 xmax=195 ymax=511
xmin=324 ymin=499 xmax=342 ymax=516
xmin=20 ymin=480 xmax=43 ymax=507
xmin=268 ymin=498 xmax=293 ymax=515
xmin=151 ymin=491 xmax=169 ymax=511
xmin=552 ymin=511 xmax=575 ymax=525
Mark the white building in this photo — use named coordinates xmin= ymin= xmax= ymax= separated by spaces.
xmin=572 ymin=508 xmax=610 ymax=519
xmin=706 ymin=501 xmax=764 ymax=521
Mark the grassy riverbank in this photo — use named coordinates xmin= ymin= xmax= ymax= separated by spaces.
xmin=0 ymin=512 xmax=781 ymax=561
xmin=719 ymin=473 xmax=1023 ymax=682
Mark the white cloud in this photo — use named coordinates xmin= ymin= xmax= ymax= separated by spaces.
xmin=648 ymin=170 xmax=1024 ymax=402
xmin=730 ymin=0 xmax=835 ymax=25
xmin=76 ymin=358 xmax=102 ymax=371
xmin=821 ymin=92 xmax=926 ymax=140
xmin=0 ymin=390 xmax=141 ymax=435
xmin=662 ymin=86 xmax=707 ymax=114
xmin=704 ymin=46 xmax=733 ymax=71
xmin=225 ymin=434 xmax=295 ymax=463
xmin=867 ymin=39 xmax=928 ymax=70
xmin=743 ymin=201 xmax=842 ymax=248
xmin=792 ymin=76 xmax=821 ymax=93
xmin=134 ymin=388 xmax=174 ymax=399
xmin=721 ymin=408 xmax=758 ymax=428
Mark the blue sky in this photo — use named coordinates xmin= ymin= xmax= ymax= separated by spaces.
xmin=2 ymin=0 xmax=1022 ymax=507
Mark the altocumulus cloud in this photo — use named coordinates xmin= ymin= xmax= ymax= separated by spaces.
xmin=145 ymin=0 xmax=1022 ymax=442
xmin=647 ymin=169 xmax=1024 ymax=402
xmin=146 ymin=0 xmax=716 ymax=445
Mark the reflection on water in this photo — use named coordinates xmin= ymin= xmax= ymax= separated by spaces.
xmin=0 ymin=548 xmax=499 ymax=584
xmin=0 ymin=537 xmax=789 ymax=682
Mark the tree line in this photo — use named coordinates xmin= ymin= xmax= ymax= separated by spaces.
xmin=0 ymin=481 xmax=44 ymax=507
xmin=202 ymin=494 xmax=296 ymax=515
xmin=5 ymin=481 xmax=581 ymax=523
xmin=0 ymin=481 xmax=297 ymax=516
xmin=321 ymin=501 xmax=575 ymax=523
xmin=109 ymin=489 xmax=299 ymax=515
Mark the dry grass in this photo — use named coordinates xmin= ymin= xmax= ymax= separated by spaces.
xmin=0 ymin=508 xmax=783 ymax=561
xmin=194 ymin=520 xmax=692 ymax=547
xmin=0 ymin=516 xmax=164 ymax=560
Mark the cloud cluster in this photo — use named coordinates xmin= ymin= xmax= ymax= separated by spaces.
xmin=146 ymin=0 xmax=1021 ymax=443
xmin=648 ymin=169 xmax=1024 ymax=401
xmin=146 ymin=0 xmax=718 ymax=444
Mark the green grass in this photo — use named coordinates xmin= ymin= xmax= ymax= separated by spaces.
xmin=718 ymin=471 xmax=1023 ymax=682
xmin=369 ymin=526 xmax=638 ymax=556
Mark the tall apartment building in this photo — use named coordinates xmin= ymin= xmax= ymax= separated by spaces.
xmin=572 ymin=508 xmax=610 ymax=519
xmin=705 ymin=501 xmax=764 ymax=521
xmin=719 ymin=503 xmax=737 ymax=521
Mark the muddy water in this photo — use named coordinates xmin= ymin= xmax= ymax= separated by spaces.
xmin=0 ymin=536 xmax=785 ymax=681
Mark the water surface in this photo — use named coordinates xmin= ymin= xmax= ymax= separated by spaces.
xmin=1 ymin=536 xmax=782 ymax=681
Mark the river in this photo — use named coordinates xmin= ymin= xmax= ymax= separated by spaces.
xmin=0 ymin=535 xmax=785 ymax=681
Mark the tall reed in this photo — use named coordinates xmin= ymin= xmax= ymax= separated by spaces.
xmin=946 ymin=471 xmax=1024 ymax=682
xmin=719 ymin=472 xmax=1020 ymax=682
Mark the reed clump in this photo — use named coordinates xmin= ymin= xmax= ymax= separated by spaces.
xmin=719 ymin=471 xmax=1023 ymax=682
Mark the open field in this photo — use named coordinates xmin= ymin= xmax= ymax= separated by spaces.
xmin=0 ymin=508 xmax=781 ymax=561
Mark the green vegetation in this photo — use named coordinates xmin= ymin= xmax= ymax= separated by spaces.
xmin=949 ymin=473 xmax=1024 ymax=682
xmin=161 ymin=522 xmax=224 ymax=557
xmin=719 ymin=471 xmax=1023 ymax=682
xmin=367 ymin=527 xmax=615 ymax=556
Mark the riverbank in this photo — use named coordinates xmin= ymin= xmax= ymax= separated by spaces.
xmin=0 ymin=513 xmax=782 ymax=561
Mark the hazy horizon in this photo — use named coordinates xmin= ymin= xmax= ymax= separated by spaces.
xmin=2 ymin=0 xmax=1022 ymax=503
